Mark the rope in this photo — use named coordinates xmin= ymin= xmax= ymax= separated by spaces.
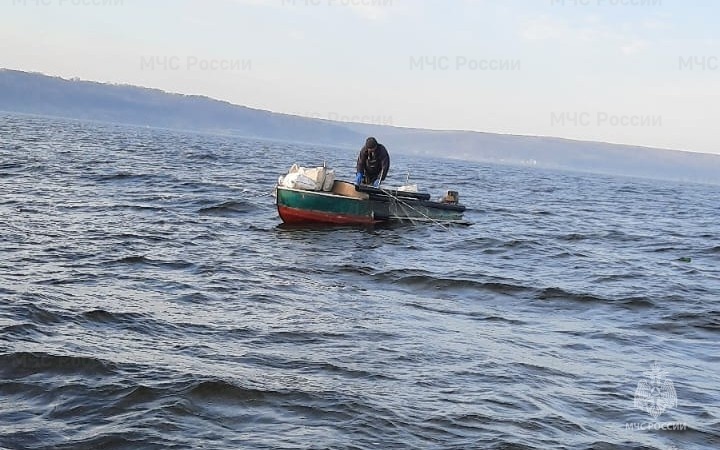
xmin=378 ymin=187 xmax=462 ymax=235
xmin=240 ymin=187 xmax=275 ymax=199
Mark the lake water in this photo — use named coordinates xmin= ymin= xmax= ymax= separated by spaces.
xmin=1 ymin=114 xmax=718 ymax=450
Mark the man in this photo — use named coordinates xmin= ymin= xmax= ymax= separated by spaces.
xmin=355 ymin=137 xmax=390 ymax=188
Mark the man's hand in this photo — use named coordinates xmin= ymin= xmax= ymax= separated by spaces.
xmin=355 ymin=172 xmax=363 ymax=185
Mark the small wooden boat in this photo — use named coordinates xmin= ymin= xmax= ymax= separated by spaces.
xmin=276 ymin=180 xmax=466 ymax=225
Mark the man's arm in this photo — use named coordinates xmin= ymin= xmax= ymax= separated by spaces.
xmin=356 ymin=147 xmax=367 ymax=173
xmin=380 ymin=146 xmax=390 ymax=181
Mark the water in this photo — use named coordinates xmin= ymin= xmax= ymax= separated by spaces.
xmin=1 ymin=114 xmax=718 ymax=450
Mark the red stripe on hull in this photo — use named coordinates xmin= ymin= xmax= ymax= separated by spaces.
xmin=277 ymin=205 xmax=378 ymax=225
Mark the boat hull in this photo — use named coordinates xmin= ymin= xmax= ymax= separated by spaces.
xmin=276 ymin=187 xmax=377 ymax=224
xmin=276 ymin=184 xmax=466 ymax=225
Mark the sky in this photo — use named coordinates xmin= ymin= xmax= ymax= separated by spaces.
xmin=1 ymin=0 xmax=719 ymax=154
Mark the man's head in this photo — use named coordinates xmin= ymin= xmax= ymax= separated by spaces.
xmin=366 ymin=137 xmax=378 ymax=150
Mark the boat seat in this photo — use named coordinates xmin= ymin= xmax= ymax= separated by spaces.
xmin=331 ymin=181 xmax=369 ymax=200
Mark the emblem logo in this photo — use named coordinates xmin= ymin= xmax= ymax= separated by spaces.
xmin=634 ymin=362 xmax=678 ymax=419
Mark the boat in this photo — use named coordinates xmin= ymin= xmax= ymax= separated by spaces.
xmin=275 ymin=179 xmax=467 ymax=225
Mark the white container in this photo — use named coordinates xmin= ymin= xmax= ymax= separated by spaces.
xmin=398 ymin=184 xmax=419 ymax=193
xmin=301 ymin=167 xmax=326 ymax=191
xmin=282 ymin=172 xmax=318 ymax=190
xmin=322 ymin=169 xmax=335 ymax=191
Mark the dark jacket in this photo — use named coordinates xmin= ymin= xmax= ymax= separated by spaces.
xmin=356 ymin=143 xmax=390 ymax=182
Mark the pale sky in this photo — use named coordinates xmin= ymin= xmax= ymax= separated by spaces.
xmin=2 ymin=0 xmax=719 ymax=154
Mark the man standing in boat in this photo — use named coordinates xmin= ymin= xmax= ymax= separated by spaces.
xmin=355 ymin=137 xmax=390 ymax=188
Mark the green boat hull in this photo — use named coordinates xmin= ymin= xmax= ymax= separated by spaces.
xmin=276 ymin=186 xmax=466 ymax=225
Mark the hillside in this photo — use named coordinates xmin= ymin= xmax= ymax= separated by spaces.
xmin=1 ymin=69 xmax=718 ymax=184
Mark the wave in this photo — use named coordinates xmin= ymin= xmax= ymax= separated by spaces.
xmin=368 ymin=268 xmax=531 ymax=294
xmin=107 ymin=255 xmax=195 ymax=270
xmin=650 ymin=246 xmax=678 ymax=253
xmin=112 ymin=204 xmax=168 ymax=213
xmin=348 ymin=267 xmax=656 ymax=308
xmin=93 ymin=171 xmax=157 ymax=182
xmin=43 ymin=433 xmax=158 ymax=450
xmin=76 ymin=309 xmax=215 ymax=340
xmin=397 ymin=275 xmax=527 ymax=293
xmin=198 ymin=200 xmax=258 ymax=216
xmin=535 ymin=287 xmax=656 ymax=308
xmin=184 ymin=151 xmax=219 ymax=160
xmin=0 ymin=352 xmax=118 ymax=377
xmin=0 ymin=323 xmax=43 ymax=339
xmin=109 ymin=384 xmax=164 ymax=410
xmin=558 ymin=233 xmax=589 ymax=241
xmin=0 ymin=162 xmax=24 ymax=171
xmin=650 ymin=311 xmax=720 ymax=332
xmin=35 ymin=274 xmax=100 ymax=286
xmin=80 ymin=309 xmax=148 ymax=325
xmin=536 ymin=287 xmax=606 ymax=304
xmin=616 ymin=296 xmax=656 ymax=309
xmin=405 ymin=302 xmax=526 ymax=324
xmin=592 ymin=273 xmax=638 ymax=282
xmin=10 ymin=302 xmax=68 ymax=326
xmin=183 ymin=378 xmax=306 ymax=404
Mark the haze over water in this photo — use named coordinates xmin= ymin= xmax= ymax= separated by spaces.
xmin=1 ymin=114 xmax=718 ymax=449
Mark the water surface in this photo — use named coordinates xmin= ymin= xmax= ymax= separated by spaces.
xmin=1 ymin=114 xmax=718 ymax=450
